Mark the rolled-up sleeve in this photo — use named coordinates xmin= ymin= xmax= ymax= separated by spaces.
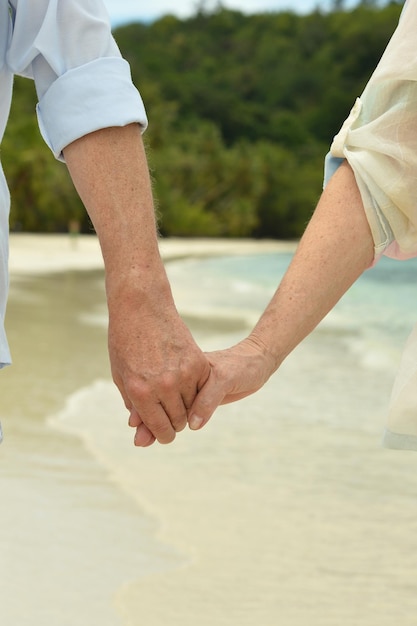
xmin=7 ymin=0 xmax=147 ymax=160
xmin=325 ymin=0 xmax=417 ymax=261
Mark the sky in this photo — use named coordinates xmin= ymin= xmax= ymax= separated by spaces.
xmin=102 ymin=0 xmax=359 ymax=26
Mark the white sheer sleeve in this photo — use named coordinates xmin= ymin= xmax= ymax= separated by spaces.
xmin=328 ymin=0 xmax=417 ymax=260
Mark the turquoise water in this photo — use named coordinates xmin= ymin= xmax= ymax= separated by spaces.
xmin=164 ymin=252 xmax=417 ymax=439
xmin=167 ymin=252 xmax=417 ymax=366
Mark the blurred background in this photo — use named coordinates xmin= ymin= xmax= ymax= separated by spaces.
xmin=3 ymin=3 xmax=417 ymax=626
xmin=3 ymin=0 xmax=404 ymax=238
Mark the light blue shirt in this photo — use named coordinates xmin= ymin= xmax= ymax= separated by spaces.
xmin=0 ymin=0 xmax=148 ymax=367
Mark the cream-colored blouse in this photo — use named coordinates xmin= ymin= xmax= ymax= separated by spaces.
xmin=326 ymin=0 xmax=417 ymax=262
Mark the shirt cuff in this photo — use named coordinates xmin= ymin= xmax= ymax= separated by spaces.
xmin=36 ymin=57 xmax=148 ymax=162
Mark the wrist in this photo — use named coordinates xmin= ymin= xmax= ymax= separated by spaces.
xmin=245 ymin=330 xmax=282 ymax=375
xmin=105 ymin=261 xmax=175 ymax=313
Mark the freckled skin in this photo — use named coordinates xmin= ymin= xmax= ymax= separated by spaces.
xmin=64 ymin=124 xmax=210 ymax=446
xmin=64 ymin=128 xmax=373 ymax=445
xmin=189 ymin=162 xmax=375 ymax=427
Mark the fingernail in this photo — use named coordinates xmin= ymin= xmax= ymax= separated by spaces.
xmin=189 ymin=414 xmax=204 ymax=431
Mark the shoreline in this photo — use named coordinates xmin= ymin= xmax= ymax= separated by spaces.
xmin=8 ymin=233 xmax=298 ymax=276
xmin=4 ymin=234 xmax=417 ymax=626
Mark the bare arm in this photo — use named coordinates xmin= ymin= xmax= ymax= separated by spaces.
xmin=188 ymin=161 xmax=375 ymax=429
xmin=63 ymin=123 xmax=210 ymax=446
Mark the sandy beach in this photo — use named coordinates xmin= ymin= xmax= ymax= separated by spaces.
xmin=7 ymin=232 xmax=297 ymax=273
xmin=2 ymin=233 xmax=417 ymax=626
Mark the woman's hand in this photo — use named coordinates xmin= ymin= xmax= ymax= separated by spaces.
xmin=187 ymin=334 xmax=278 ymax=431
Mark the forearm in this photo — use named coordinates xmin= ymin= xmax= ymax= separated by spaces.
xmin=63 ymin=123 xmax=211 ymax=445
xmin=63 ymin=123 xmax=172 ymax=304
xmin=188 ymin=161 xmax=376 ymax=428
xmin=250 ymin=161 xmax=375 ymax=369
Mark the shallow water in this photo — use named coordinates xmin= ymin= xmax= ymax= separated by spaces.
xmin=2 ymin=254 xmax=417 ymax=625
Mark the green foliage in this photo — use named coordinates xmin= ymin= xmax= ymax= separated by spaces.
xmin=1 ymin=1 xmax=403 ymax=237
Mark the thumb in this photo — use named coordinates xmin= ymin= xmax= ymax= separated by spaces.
xmin=188 ymin=369 xmax=225 ymax=431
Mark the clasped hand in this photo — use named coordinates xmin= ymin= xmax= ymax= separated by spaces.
xmin=109 ymin=297 xmax=276 ymax=447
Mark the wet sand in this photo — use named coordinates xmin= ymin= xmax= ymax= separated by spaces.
xmin=1 ymin=234 xmax=295 ymax=625
xmin=2 ymin=234 xmax=417 ymax=626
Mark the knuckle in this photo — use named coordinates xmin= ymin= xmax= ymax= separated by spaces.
xmin=158 ymin=371 xmax=178 ymax=394
xmin=171 ymin=413 xmax=187 ymax=433
xmin=155 ymin=426 xmax=176 ymax=445
xmin=145 ymin=413 xmax=176 ymax=444
xmin=125 ymin=378 xmax=152 ymax=404
xmin=196 ymin=395 xmax=212 ymax=411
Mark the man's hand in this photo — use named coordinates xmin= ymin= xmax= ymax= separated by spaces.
xmin=107 ymin=279 xmax=211 ymax=446
xmin=63 ymin=125 xmax=211 ymax=445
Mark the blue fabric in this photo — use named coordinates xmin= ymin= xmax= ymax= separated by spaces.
xmin=0 ymin=0 xmax=148 ymax=367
